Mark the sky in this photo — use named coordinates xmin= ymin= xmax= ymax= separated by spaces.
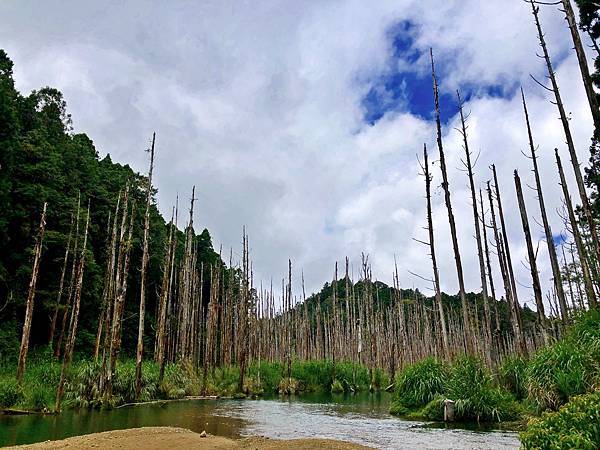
xmin=0 ymin=0 xmax=596 ymax=311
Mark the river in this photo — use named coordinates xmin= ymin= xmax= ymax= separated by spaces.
xmin=0 ymin=393 xmax=520 ymax=449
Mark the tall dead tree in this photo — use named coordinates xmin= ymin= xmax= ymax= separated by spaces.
xmin=17 ymin=202 xmax=47 ymax=383
xmin=529 ymin=1 xmax=600 ymax=266
xmin=55 ymin=201 xmax=90 ymax=411
xmin=487 ymin=180 xmax=527 ymax=356
xmin=479 ymin=189 xmax=501 ymax=333
xmin=135 ymin=132 xmax=156 ymax=400
xmin=521 ymin=89 xmax=568 ymax=322
xmin=556 ymin=149 xmax=598 ymax=308
xmin=421 ymin=143 xmax=450 ymax=357
xmin=560 ymin=0 xmax=600 ymax=132
xmin=457 ymin=91 xmax=493 ymax=362
xmin=48 ymin=213 xmax=74 ymax=348
xmin=156 ymin=208 xmax=175 ymax=382
xmin=430 ymin=49 xmax=474 ymax=353
xmin=514 ymin=170 xmax=547 ymax=328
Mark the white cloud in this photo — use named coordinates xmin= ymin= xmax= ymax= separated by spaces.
xmin=0 ymin=0 xmax=595 ymax=312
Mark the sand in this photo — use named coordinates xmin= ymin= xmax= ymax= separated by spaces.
xmin=8 ymin=426 xmax=373 ymax=449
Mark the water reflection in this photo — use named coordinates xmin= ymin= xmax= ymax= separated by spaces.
xmin=0 ymin=393 xmax=520 ymax=449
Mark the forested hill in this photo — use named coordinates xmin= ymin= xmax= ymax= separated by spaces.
xmin=0 ymin=49 xmax=223 ymax=357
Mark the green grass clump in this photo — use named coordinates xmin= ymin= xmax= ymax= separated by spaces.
xmin=448 ymin=356 xmax=519 ymax=423
xmin=394 ymin=357 xmax=447 ymax=408
xmin=334 ymin=361 xmax=370 ymax=392
xmin=520 ymin=390 xmax=600 ymax=450
xmin=0 ymin=378 xmax=24 ymax=407
xmin=527 ymin=338 xmax=598 ymax=411
xmin=498 ymin=355 xmax=528 ymax=400
xmin=420 ymin=395 xmax=445 ymax=421
xmin=247 ymin=361 xmax=282 ymax=393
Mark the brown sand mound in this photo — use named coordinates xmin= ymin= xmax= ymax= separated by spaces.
xmin=8 ymin=426 xmax=373 ymax=449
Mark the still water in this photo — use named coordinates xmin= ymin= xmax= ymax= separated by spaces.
xmin=0 ymin=393 xmax=520 ymax=449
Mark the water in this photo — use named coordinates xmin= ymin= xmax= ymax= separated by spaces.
xmin=0 ymin=393 xmax=520 ymax=449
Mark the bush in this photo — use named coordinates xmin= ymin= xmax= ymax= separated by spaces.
xmin=448 ymin=356 xmax=519 ymax=423
xmin=520 ymin=391 xmax=600 ymax=450
xmin=421 ymin=395 xmax=445 ymax=421
xmin=527 ymin=340 xmax=597 ymax=411
xmin=0 ymin=378 xmax=24 ymax=407
xmin=498 ymin=356 xmax=528 ymax=400
xmin=394 ymin=358 xmax=447 ymax=408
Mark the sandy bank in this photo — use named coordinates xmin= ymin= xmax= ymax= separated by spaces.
xmin=8 ymin=426 xmax=373 ymax=449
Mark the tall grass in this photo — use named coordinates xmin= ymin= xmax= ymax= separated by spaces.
xmin=393 ymin=357 xmax=447 ymax=408
xmin=526 ymin=310 xmax=600 ymax=411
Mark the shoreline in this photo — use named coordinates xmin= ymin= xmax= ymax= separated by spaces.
xmin=6 ymin=426 xmax=373 ymax=449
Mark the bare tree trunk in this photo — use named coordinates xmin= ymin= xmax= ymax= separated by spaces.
xmin=49 ymin=214 xmax=74 ymax=349
xmin=514 ymin=170 xmax=547 ymax=329
xmin=521 ymin=89 xmax=568 ymax=322
xmin=135 ymin=132 xmax=156 ymax=400
xmin=480 ymin=189 xmax=501 ymax=333
xmin=55 ymin=202 xmax=90 ymax=411
xmin=529 ymin=1 xmax=600 ymax=267
xmin=561 ymin=0 xmax=600 ymax=132
xmin=555 ymin=149 xmax=598 ymax=308
xmin=457 ymin=91 xmax=493 ymax=363
xmin=422 ymin=143 xmax=450 ymax=357
xmin=430 ymin=49 xmax=474 ymax=354
xmin=17 ymin=202 xmax=47 ymax=383
xmin=492 ymin=165 xmax=527 ymax=355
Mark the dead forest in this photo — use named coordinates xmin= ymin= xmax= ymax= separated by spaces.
xmin=9 ymin=0 xmax=600 ymax=409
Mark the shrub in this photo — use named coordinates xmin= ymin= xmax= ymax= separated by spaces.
xmin=0 ymin=378 xmax=24 ymax=407
xmin=527 ymin=339 xmax=597 ymax=411
xmin=498 ymin=356 xmax=528 ymax=400
xmin=394 ymin=357 xmax=447 ymax=408
xmin=520 ymin=391 xmax=600 ymax=450
xmin=331 ymin=379 xmax=344 ymax=393
xmin=421 ymin=395 xmax=445 ymax=421
xmin=24 ymin=382 xmax=54 ymax=411
xmin=448 ymin=356 xmax=519 ymax=422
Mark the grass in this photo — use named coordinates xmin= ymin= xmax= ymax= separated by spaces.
xmin=393 ymin=357 xmax=447 ymax=408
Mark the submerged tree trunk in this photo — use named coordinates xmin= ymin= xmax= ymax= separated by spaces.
xmin=17 ymin=202 xmax=47 ymax=383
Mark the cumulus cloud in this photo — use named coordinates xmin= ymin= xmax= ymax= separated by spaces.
xmin=1 ymin=0 xmax=595 ymax=310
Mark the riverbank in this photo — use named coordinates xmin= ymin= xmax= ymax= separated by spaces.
xmin=6 ymin=426 xmax=373 ymax=449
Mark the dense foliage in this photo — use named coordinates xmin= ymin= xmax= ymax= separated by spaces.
xmin=520 ymin=391 xmax=600 ymax=450
xmin=0 ymin=49 xmax=223 ymax=360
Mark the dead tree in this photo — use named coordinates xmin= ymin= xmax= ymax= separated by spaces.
xmin=514 ymin=170 xmax=547 ymax=329
xmin=487 ymin=180 xmax=527 ymax=357
xmin=156 ymin=208 xmax=175 ymax=382
xmin=457 ymin=91 xmax=493 ymax=362
xmin=16 ymin=202 xmax=47 ymax=383
xmin=521 ymin=89 xmax=568 ymax=322
xmin=55 ymin=201 xmax=90 ymax=411
xmin=48 ymin=213 xmax=74 ymax=348
xmin=135 ymin=132 xmax=156 ymax=400
xmin=529 ymin=0 xmax=600 ymax=266
xmin=560 ymin=0 xmax=600 ymax=132
xmin=479 ymin=189 xmax=501 ymax=333
xmin=555 ymin=149 xmax=598 ymax=308
xmin=421 ymin=143 xmax=450 ymax=357
xmin=430 ymin=49 xmax=474 ymax=353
